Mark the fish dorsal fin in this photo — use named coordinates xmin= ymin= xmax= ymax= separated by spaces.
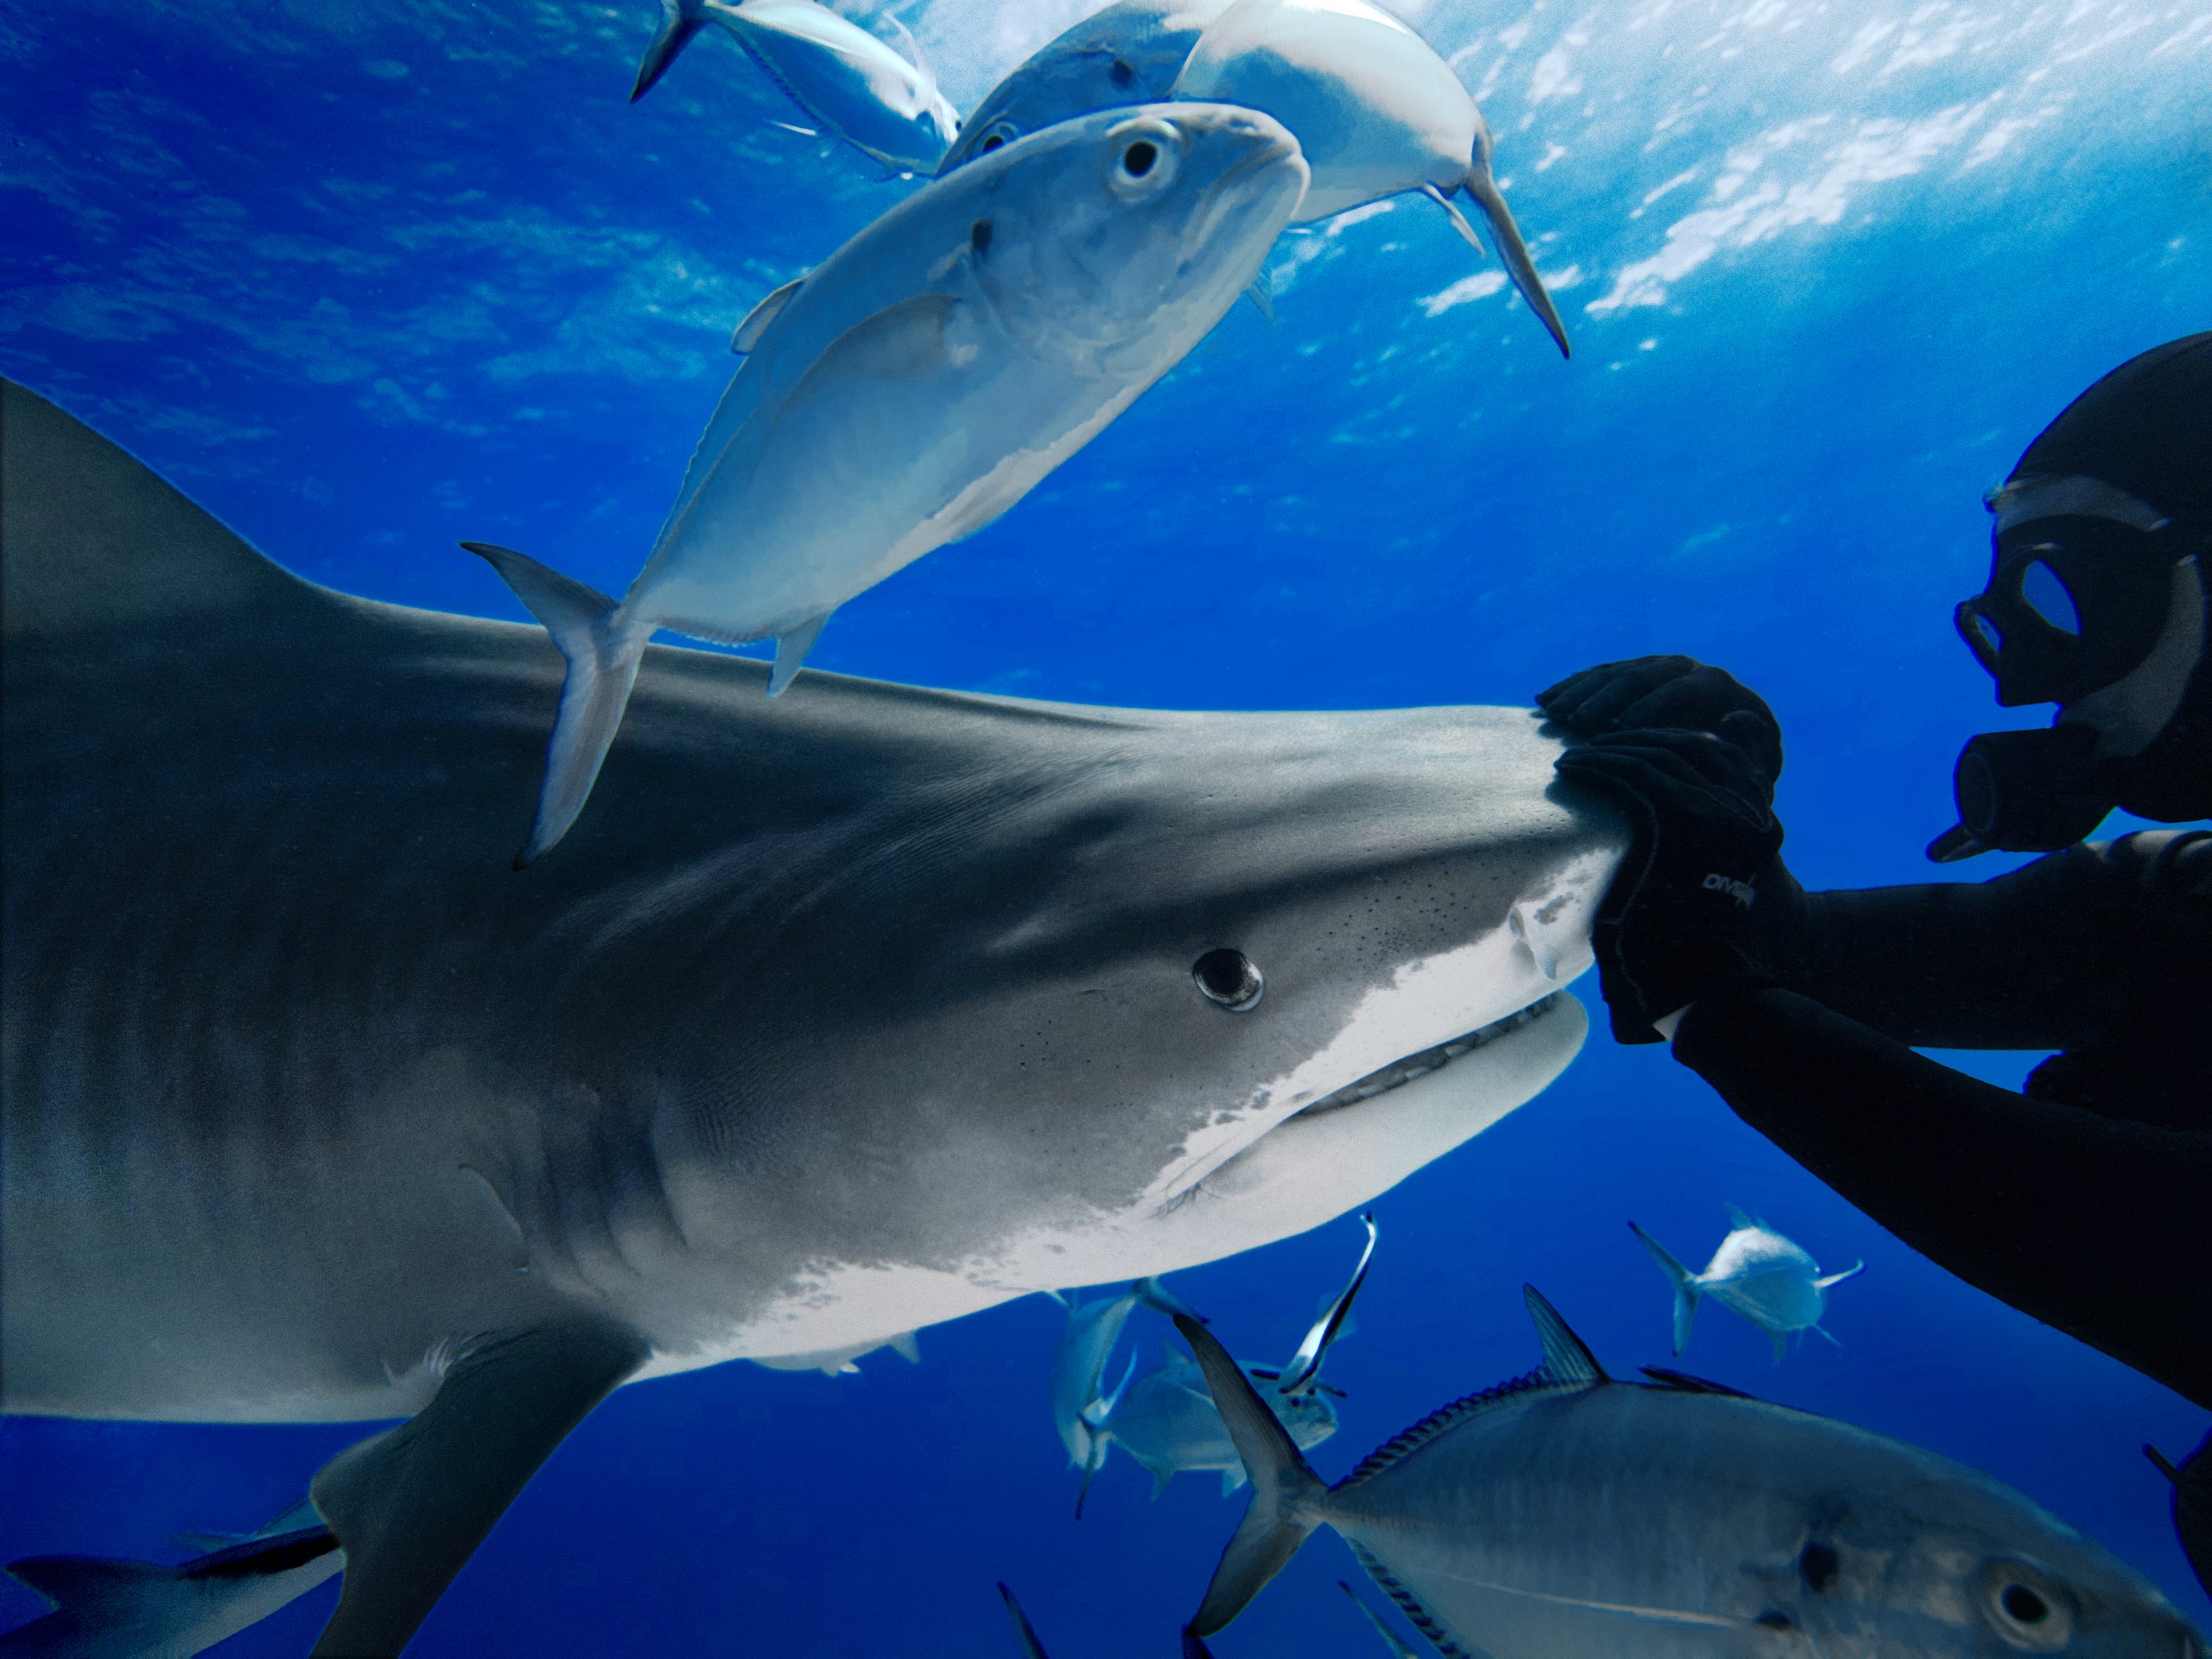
xmin=731 ymin=275 xmax=806 ymax=354
xmin=1725 ymin=1202 xmax=1758 ymax=1231
xmin=1524 ymin=1286 xmax=1606 ymax=1386
xmin=1337 ymin=1289 xmax=1609 ymax=1490
xmin=1638 ymin=1365 xmax=1756 ymax=1400
xmin=2 ymin=379 xmax=343 ymax=641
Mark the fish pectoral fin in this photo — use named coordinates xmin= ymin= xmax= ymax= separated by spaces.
xmin=306 ymin=1316 xmax=649 ymax=1659
xmin=1418 ymin=181 xmax=1488 ymax=259
xmin=796 ymin=293 xmax=966 ymax=393
xmin=6 ymin=1553 xmax=169 ymax=1609
xmin=1459 ymin=167 xmax=1570 ymax=359
xmin=1769 ymin=1328 xmax=1790 ymax=1365
xmin=767 ymin=610 xmax=832 ymax=697
xmin=731 ymin=275 xmax=807 ymax=354
xmin=1815 ymin=1261 xmax=1865 ymax=1289
xmin=630 ymin=0 xmax=709 ymax=101
xmin=1240 ymin=272 xmax=1275 ymax=323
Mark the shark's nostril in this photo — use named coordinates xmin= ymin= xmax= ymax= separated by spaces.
xmin=1192 ymin=948 xmax=1264 ymax=1011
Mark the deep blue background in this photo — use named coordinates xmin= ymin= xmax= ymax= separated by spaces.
xmin=3 ymin=0 xmax=2209 ymax=1651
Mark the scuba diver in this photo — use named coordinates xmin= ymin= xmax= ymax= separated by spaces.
xmin=1537 ymin=332 xmax=2210 ymax=1591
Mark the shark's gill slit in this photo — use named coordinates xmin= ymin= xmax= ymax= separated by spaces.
xmin=1288 ymin=991 xmax=1566 ymax=1123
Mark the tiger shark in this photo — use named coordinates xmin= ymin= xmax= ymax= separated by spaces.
xmin=0 ymin=379 xmax=1622 ymax=1655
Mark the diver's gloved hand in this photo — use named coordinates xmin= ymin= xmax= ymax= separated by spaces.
xmin=1553 ymin=727 xmax=1785 ymax=1044
xmin=1538 ymin=657 xmax=1783 ymax=804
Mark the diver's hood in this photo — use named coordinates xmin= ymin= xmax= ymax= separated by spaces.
xmin=1934 ymin=333 xmax=2212 ymax=861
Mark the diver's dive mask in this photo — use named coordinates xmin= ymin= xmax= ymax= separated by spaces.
xmin=1931 ymin=487 xmax=2184 ymax=863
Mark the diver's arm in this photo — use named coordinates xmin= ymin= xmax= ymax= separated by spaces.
xmin=1673 ymin=982 xmax=2212 ymax=1411
xmin=1741 ymin=830 xmax=2211 ymax=1050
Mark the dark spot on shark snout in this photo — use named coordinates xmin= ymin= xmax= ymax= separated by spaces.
xmin=1799 ymin=1541 xmax=1840 ymax=1593
xmin=971 ymin=218 xmax=992 ymax=256
xmin=1755 ymin=1611 xmax=1794 ymax=1631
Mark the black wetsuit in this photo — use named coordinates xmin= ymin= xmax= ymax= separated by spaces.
xmin=1672 ymin=829 xmax=2212 ymax=1411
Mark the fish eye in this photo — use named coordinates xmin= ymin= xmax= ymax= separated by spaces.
xmin=1103 ymin=116 xmax=1183 ymax=198
xmin=1192 ymin=948 xmax=1263 ymax=1011
xmin=1798 ymin=1541 xmax=1839 ymax=1593
xmin=1980 ymin=1563 xmax=2075 ymax=1651
xmin=977 ymin=119 xmax=1018 ymax=155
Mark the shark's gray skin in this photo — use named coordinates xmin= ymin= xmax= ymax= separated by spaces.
xmin=1 ymin=379 xmax=1621 ymax=1655
xmin=1177 ymin=1294 xmax=2204 ymax=1656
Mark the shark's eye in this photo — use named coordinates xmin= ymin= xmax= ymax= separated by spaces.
xmin=1192 ymin=948 xmax=1263 ymax=1011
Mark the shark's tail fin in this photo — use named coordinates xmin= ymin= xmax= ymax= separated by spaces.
xmin=462 ymin=543 xmax=647 ymax=866
xmin=631 ymin=0 xmax=710 ymax=101
xmin=1461 ymin=163 xmax=1570 ymax=359
xmin=1630 ymin=1222 xmax=1700 ymax=1356
xmin=1173 ymin=1314 xmax=1325 ymax=1638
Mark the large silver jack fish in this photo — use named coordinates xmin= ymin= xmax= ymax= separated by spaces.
xmin=629 ymin=0 xmax=959 ymax=176
xmin=938 ymin=0 xmax=1236 ymax=173
xmin=1 ymin=381 xmax=1620 ymax=1656
xmin=478 ymin=100 xmax=1306 ymax=863
xmin=1174 ymin=0 xmax=1573 ymax=357
xmin=1175 ymin=1293 xmax=2202 ymax=1656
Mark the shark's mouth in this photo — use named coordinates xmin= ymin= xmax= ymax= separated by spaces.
xmin=1284 ymin=991 xmax=1567 ymax=1123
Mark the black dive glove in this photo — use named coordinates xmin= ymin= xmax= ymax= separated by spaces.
xmin=1539 ymin=656 xmax=1783 ymax=804
xmin=1553 ymin=727 xmax=1784 ymax=1044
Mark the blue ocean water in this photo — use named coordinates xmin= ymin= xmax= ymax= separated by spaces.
xmin=2 ymin=0 xmax=2207 ymax=1651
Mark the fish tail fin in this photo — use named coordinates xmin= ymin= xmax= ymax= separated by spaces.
xmin=461 ymin=543 xmax=646 ymax=865
xmin=1460 ymin=166 xmax=1569 ymax=358
xmin=1172 ymin=1314 xmax=1325 ymax=1637
xmin=1815 ymin=1261 xmax=1865 ymax=1290
xmin=1629 ymin=1222 xmax=1699 ymax=1355
xmin=630 ymin=0 xmax=709 ymax=101
xmin=1135 ymin=1275 xmax=1203 ymax=1322
xmin=998 ymin=1583 xmax=1052 ymax=1659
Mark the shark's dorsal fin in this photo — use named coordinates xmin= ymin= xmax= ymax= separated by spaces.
xmin=2 ymin=379 xmax=344 ymax=641
xmin=1725 ymin=1202 xmax=1759 ymax=1231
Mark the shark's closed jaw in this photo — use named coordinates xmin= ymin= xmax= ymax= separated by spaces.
xmin=1285 ymin=991 xmax=1565 ymax=1124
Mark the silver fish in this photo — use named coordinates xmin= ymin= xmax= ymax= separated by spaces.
xmin=0 ymin=1519 xmax=341 ymax=1659
xmin=1173 ymin=0 xmax=1570 ymax=356
xmin=937 ymin=0 xmax=1233 ymax=173
xmin=474 ymin=100 xmax=1307 ymax=861
xmin=1632 ymin=1204 xmax=1863 ymax=1362
xmin=632 ymin=0 xmax=959 ymax=174
xmin=1177 ymin=1291 xmax=2201 ymax=1655
xmin=1 ymin=377 xmax=1622 ymax=1654
xmin=1050 ymin=1277 xmax=1192 ymax=1515
xmin=1106 ymin=1213 xmax=1375 ymax=1496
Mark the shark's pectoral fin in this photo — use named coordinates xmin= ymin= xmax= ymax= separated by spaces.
xmin=1240 ymin=272 xmax=1275 ymax=323
xmin=307 ymin=1317 xmax=648 ymax=1658
xmin=1459 ymin=169 xmax=1571 ymax=359
xmin=1768 ymin=1328 xmax=1790 ymax=1365
xmin=767 ymin=611 xmax=831 ymax=697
